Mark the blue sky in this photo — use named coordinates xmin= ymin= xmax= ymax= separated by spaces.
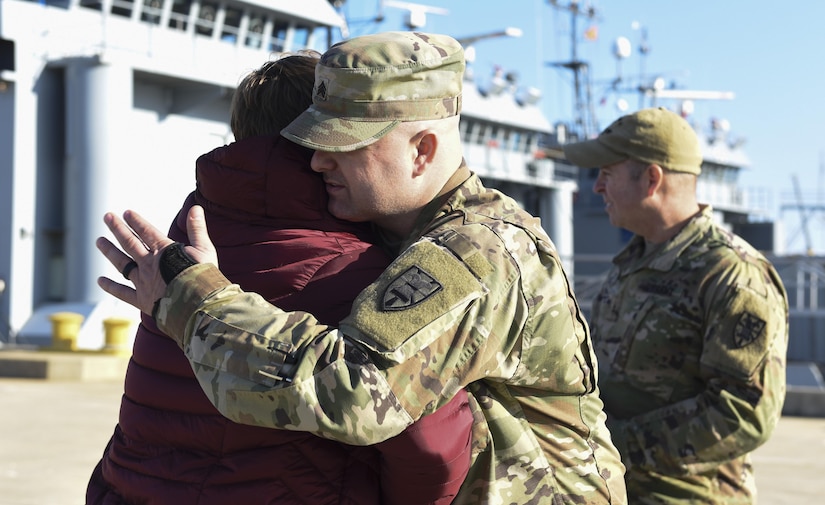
xmin=336 ymin=1 xmax=825 ymax=254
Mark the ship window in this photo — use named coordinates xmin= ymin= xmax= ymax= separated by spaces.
xmin=519 ymin=132 xmax=534 ymax=153
xmin=0 ymin=39 xmax=14 ymax=72
xmin=519 ymin=133 xmax=532 ymax=153
xmin=502 ymin=129 xmax=513 ymax=150
xmin=141 ymin=0 xmax=163 ymax=25
xmin=246 ymin=15 xmax=266 ymax=48
xmin=109 ymin=0 xmax=133 ymax=17
xmin=270 ymin=20 xmax=289 ymax=52
xmin=701 ymin=164 xmax=727 ymax=182
xmin=195 ymin=1 xmax=218 ymax=37
xmin=460 ymin=120 xmax=472 ymax=143
xmin=78 ymin=0 xmax=103 ymax=13
xmin=38 ymin=0 xmax=72 ymax=6
xmin=526 ymin=133 xmax=539 ymax=153
xmin=291 ymin=25 xmax=311 ymax=49
xmin=168 ymin=0 xmax=191 ymax=31
xmin=221 ymin=6 xmax=243 ymax=43
xmin=475 ymin=123 xmax=488 ymax=145
xmin=488 ymin=125 xmax=500 ymax=146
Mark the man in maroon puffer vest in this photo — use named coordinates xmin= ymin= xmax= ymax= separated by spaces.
xmin=86 ymin=52 xmax=473 ymax=505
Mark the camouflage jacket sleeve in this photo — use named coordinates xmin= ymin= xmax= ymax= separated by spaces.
xmin=606 ymin=258 xmax=789 ymax=475
xmin=153 ymin=263 xmax=412 ymax=445
xmin=155 ymin=231 xmax=528 ymax=446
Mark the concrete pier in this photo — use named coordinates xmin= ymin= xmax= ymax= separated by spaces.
xmin=0 ymin=373 xmax=823 ymax=504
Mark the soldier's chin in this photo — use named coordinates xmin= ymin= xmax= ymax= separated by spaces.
xmin=328 ymin=203 xmax=364 ymax=223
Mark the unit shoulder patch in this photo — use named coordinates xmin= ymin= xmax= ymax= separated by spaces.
xmin=382 ymin=265 xmax=443 ymax=311
xmin=733 ymin=312 xmax=766 ymax=348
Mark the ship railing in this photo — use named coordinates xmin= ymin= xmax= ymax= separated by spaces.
xmin=42 ymin=0 xmax=333 ymax=56
xmin=462 ymin=139 xmax=578 ymax=188
xmin=770 ymin=255 xmax=825 ymax=313
xmin=768 ymin=255 xmax=825 ymax=364
xmin=696 ymin=180 xmax=773 ymax=218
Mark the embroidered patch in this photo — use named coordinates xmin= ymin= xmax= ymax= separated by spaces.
xmin=638 ymin=280 xmax=675 ymax=296
xmin=382 ymin=266 xmax=442 ymax=311
xmin=314 ymin=79 xmax=329 ymax=101
xmin=733 ymin=312 xmax=766 ymax=348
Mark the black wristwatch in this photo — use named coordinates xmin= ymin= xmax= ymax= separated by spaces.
xmin=159 ymin=242 xmax=199 ymax=284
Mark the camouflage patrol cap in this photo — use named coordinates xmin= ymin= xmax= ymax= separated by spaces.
xmin=562 ymin=107 xmax=703 ymax=174
xmin=281 ymin=31 xmax=464 ymax=153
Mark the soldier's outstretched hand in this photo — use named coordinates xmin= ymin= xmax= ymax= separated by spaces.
xmin=96 ymin=205 xmax=217 ymax=315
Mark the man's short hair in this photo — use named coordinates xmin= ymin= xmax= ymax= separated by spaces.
xmin=231 ymin=51 xmax=319 ymax=141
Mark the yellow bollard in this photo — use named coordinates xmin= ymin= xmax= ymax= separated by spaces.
xmin=48 ymin=312 xmax=85 ymax=351
xmin=101 ymin=317 xmax=133 ymax=355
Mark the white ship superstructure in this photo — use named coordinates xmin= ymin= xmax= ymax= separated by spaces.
xmin=0 ymin=0 xmax=344 ymax=345
xmin=0 ymin=0 xmax=579 ymax=347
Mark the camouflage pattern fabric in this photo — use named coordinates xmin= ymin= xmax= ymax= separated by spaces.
xmin=590 ymin=204 xmax=789 ymax=504
xmin=282 ymin=31 xmax=464 ymax=153
xmin=157 ymin=170 xmax=627 ymax=504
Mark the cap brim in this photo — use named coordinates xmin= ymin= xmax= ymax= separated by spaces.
xmin=562 ymin=138 xmax=628 ymax=169
xmin=281 ymin=106 xmax=401 ymax=153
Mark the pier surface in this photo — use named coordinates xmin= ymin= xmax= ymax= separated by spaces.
xmin=1 ymin=373 xmax=824 ymax=504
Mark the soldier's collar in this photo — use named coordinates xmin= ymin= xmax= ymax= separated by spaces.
xmin=394 ymin=161 xmax=472 ymax=249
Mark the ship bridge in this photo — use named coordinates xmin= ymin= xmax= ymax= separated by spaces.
xmin=695 ymin=120 xmax=773 ymax=226
xmin=0 ymin=0 xmax=342 ymax=346
xmin=457 ymin=66 xmax=579 ymax=274
xmin=23 ymin=0 xmax=342 ymax=84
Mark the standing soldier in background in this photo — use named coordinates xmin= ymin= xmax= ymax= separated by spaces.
xmin=563 ymin=107 xmax=789 ymax=504
xmin=95 ymin=31 xmax=628 ymax=504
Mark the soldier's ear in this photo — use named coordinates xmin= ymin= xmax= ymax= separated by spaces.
xmin=646 ymin=164 xmax=664 ymax=197
xmin=411 ymin=129 xmax=437 ymax=176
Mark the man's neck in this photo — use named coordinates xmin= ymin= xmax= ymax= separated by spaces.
xmin=375 ymin=163 xmax=472 ymax=255
xmin=438 ymin=163 xmax=472 ymax=199
xmin=643 ymin=202 xmax=702 ymax=244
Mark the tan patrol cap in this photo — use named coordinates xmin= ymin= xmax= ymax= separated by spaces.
xmin=562 ymin=107 xmax=703 ymax=174
xmin=281 ymin=31 xmax=464 ymax=153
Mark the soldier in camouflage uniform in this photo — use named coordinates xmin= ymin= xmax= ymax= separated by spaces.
xmin=96 ymin=31 xmax=627 ymax=504
xmin=563 ymin=107 xmax=789 ymax=504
